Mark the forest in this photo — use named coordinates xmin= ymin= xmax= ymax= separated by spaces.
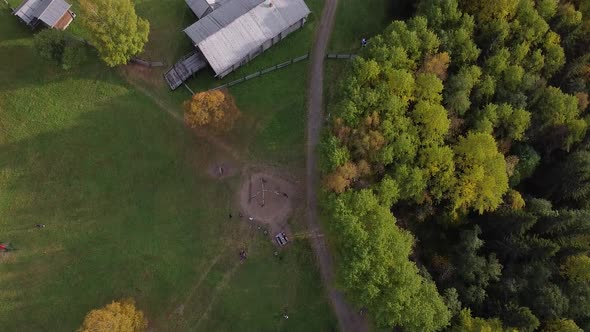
xmin=321 ymin=0 xmax=590 ymax=330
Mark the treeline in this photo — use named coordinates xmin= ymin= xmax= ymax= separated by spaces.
xmin=321 ymin=0 xmax=590 ymax=331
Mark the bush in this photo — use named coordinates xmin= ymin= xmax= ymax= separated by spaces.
xmin=34 ymin=29 xmax=86 ymax=70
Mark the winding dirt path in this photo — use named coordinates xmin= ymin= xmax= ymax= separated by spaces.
xmin=306 ymin=1 xmax=369 ymax=331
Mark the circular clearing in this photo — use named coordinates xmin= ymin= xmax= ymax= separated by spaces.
xmin=238 ymin=172 xmax=296 ymax=234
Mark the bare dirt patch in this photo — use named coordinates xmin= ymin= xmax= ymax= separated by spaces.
xmin=120 ymin=64 xmax=167 ymax=90
xmin=238 ymin=171 xmax=298 ymax=235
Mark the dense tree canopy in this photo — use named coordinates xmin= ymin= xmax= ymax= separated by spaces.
xmin=327 ymin=190 xmax=450 ymax=331
xmin=322 ymin=0 xmax=590 ymax=330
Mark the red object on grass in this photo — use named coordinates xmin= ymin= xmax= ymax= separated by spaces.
xmin=0 ymin=244 xmax=6 ymax=250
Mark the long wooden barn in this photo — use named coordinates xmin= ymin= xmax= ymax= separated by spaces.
xmin=165 ymin=0 xmax=310 ymax=90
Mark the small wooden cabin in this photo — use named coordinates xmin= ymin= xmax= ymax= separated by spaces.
xmin=13 ymin=0 xmax=75 ymax=30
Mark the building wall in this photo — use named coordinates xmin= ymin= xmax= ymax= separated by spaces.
xmin=217 ymin=17 xmax=307 ymax=78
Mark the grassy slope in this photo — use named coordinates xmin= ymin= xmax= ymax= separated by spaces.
xmin=0 ymin=2 xmax=335 ymax=331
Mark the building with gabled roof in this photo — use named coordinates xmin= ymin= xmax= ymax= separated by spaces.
xmin=13 ymin=0 xmax=75 ymax=30
xmin=165 ymin=0 xmax=310 ymax=90
xmin=186 ymin=0 xmax=230 ymax=19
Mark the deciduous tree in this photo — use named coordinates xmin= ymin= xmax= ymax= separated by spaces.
xmin=452 ymin=132 xmax=509 ymax=214
xmin=561 ymin=255 xmax=590 ymax=283
xmin=78 ymin=299 xmax=147 ymax=332
xmin=184 ymin=89 xmax=240 ymax=131
xmin=542 ymin=319 xmax=583 ymax=332
xmin=327 ymin=190 xmax=450 ymax=330
xmin=80 ymin=0 xmax=149 ymax=66
xmin=449 ymin=308 xmax=511 ymax=332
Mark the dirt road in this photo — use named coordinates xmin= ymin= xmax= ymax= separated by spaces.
xmin=305 ymin=0 xmax=369 ymax=331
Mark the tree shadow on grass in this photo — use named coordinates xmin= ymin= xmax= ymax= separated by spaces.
xmin=0 ymin=95 xmax=234 ymax=331
xmin=0 ymin=43 xmax=116 ymax=96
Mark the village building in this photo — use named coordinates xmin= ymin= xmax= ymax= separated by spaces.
xmin=186 ymin=0 xmax=230 ymax=19
xmin=165 ymin=0 xmax=311 ymax=90
xmin=13 ymin=0 xmax=75 ymax=30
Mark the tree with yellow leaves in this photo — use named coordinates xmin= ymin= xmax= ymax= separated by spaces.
xmin=80 ymin=0 xmax=149 ymax=67
xmin=78 ymin=298 xmax=147 ymax=332
xmin=184 ymin=89 xmax=240 ymax=131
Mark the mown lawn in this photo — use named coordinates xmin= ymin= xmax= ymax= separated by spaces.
xmin=0 ymin=1 xmax=335 ymax=331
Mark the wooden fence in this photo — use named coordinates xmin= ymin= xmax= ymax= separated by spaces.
xmin=326 ymin=53 xmax=358 ymax=59
xmin=208 ymin=53 xmax=310 ymax=91
xmin=204 ymin=53 xmax=357 ymax=92
xmin=131 ymin=58 xmax=165 ymax=68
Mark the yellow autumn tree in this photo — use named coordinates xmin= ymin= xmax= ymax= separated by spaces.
xmin=421 ymin=52 xmax=451 ymax=80
xmin=324 ymin=162 xmax=358 ymax=193
xmin=78 ymin=299 xmax=147 ymax=332
xmin=80 ymin=0 xmax=149 ymax=67
xmin=184 ymin=89 xmax=240 ymax=131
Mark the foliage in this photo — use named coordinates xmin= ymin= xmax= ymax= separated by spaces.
xmin=474 ymin=200 xmax=590 ymax=327
xmin=560 ymin=255 xmax=590 ymax=282
xmin=501 ymin=303 xmax=540 ymax=332
xmin=327 ymin=190 xmax=450 ymax=330
xmin=449 ymin=308 xmax=513 ymax=332
xmin=443 ymin=288 xmax=462 ymax=317
xmin=322 ymin=0 xmax=590 ymax=329
xmin=184 ymin=89 xmax=240 ymax=131
xmin=542 ymin=319 xmax=583 ymax=332
xmin=460 ymin=0 xmax=517 ymax=23
xmin=33 ymin=29 xmax=86 ymax=70
xmin=450 ymin=226 xmax=502 ymax=306
xmin=549 ymin=149 xmax=590 ymax=207
xmin=505 ymin=190 xmax=525 ymax=210
xmin=509 ymin=144 xmax=540 ymax=186
xmin=452 ymin=132 xmax=508 ymax=214
xmin=445 ymin=65 xmax=482 ymax=115
xmin=323 ymin=161 xmax=358 ymax=193
xmin=473 ymin=104 xmax=531 ymax=141
xmin=80 ymin=0 xmax=149 ymax=66
xmin=532 ymin=86 xmax=587 ymax=152
xmin=78 ymin=299 xmax=147 ymax=332
xmin=421 ymin=52 xmax=451 ymax=80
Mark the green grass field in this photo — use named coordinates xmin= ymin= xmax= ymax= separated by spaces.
xmin=0 ymin=1 xmax=336 ymax=330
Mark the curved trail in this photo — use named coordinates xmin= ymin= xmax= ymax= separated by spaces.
xmin=305 ymin=1 xmax=369 ymax=331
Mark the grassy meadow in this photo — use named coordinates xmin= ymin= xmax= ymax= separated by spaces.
xmin=0 ymin=0 xmax=336 ymax=331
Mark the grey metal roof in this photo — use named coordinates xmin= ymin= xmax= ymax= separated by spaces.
xmin=197 ymin=0 xmax=311 ymax=75
xmin=13 ymin=0 xmax=70 ymax=27
xmin=36 ymin=0 xmax=70 ymax=26
xmin=13 ymin=0 xmax=43 ymax=25
xmin=186 ymin=0 xmax=211 ymax=19
xmin=184 ymin=0 xmax=264 ymax=45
